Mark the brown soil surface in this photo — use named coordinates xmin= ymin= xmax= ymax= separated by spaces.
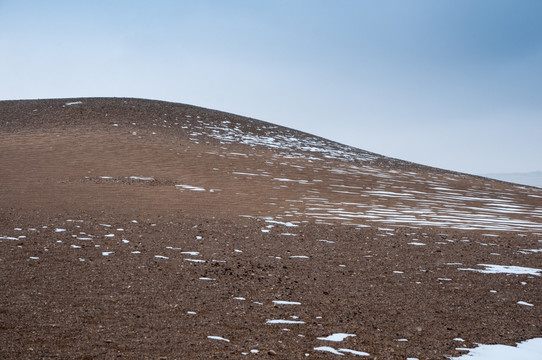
xmin=1 ymin=98 xmax=541 ymax=359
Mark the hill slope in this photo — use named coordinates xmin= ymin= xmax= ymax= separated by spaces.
xmin=1 ymin=98 xmax=541 ymax=359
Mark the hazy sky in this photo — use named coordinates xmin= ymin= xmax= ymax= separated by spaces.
xmin=1 ymin=0 xmax=541 ymax=174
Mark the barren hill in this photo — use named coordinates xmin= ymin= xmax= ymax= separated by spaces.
xmin=1 ymin=98 xmax=541 ymax=359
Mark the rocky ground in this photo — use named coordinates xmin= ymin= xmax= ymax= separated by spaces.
xmin=1 ymin=98 xmax=541 ymax=359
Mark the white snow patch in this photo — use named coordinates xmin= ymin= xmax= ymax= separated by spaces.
xmin=176 ymin=184 xmax=206 ymax=191
xmin=181 ymin=251 xmax=199 ymax=256
xmin=450 ymin=337 xmax=542 ymax=360
xmin=129 ymin=176 xmax=154 ymax=181
xmin=207 ymin=336 xmax=229 ymax=342
xmin=519 ymin=249 xmax=542 ymax=254
xmin=266 ymin=319 xmax=305 ymax=324
xmin=517 ymin=301 xmax=534 ymax=306
xmin=317 ymin=333 xmax=356 ymax=342
xmin=338 ymin=348 xmax=370 ymax=356
xmin=314 ymin=346 xmax=343 ymax=355
xmin=264 ymin=219 xmax=298 ymax=227
xmin=458 ymin=264 xmax=541 ymax=276
xmin=314 ymin=346 xmax=369 ymax=356
xmin=185 ymin=258 xmax=205 ymax=263
xmin=273 ymin=300 xmax=301 ymax=305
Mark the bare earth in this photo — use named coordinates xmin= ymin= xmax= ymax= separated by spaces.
xmin=1 ymin=98 xmax=541 ymax=359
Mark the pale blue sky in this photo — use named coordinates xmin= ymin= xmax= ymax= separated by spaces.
xmin=1 ymin=0 xmax=541 ymax=174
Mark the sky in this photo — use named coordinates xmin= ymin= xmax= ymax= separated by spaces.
xmin=1 ymin=0 xmax=541 ymax=175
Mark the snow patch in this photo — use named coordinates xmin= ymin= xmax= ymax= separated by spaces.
xmin=176 ymin=184 xmax=206 ymax=191
xmin=314 ymin=346 xmax=369 ymax=356
xmin=450 ymin=337 xmax=542 ymax=360
xmin=317 ymin=333 xmax=356 ymax=342
xmin=458 ymin=264 xmax=541 ymax=276
xmin=273 ymin=300 xmax=301 ymax=305
xmin=129 ymin=176 xmax=154 ymax=181
xmin=266 ymin=319 xmax=305 ymax=324
xmin=207 ymin=336 xmax=229 ymax=342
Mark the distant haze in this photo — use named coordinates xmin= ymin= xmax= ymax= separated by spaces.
xmin=0 ymin=0 xmax=541 ymax=175
xmin=481 ymin=172 xmax=542 ymax=189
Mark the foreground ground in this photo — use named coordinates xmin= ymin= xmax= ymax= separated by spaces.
xmin=1 ymin=98 xmax=541 ymax=359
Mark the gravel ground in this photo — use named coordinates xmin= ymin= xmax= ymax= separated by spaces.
xmin=1 ymin=98 xmax=541 ymax=359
